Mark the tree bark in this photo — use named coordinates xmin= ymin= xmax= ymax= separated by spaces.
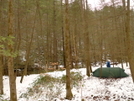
xmin=84 ymin=0 xmax=92 ymax=76
xmin=0 ymin=0 xmax=3 ymax=95
xmin=125 ymin=0 xmax=134 ymax=82
xmin=0 ymin=56 xmax=3 ymax=94
xmin=64 ymin=0 xmax=73 ymax=99
xmin=8 ymin=0 xmax=17 ymax=100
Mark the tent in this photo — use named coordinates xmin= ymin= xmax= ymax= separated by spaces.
xmin=93 ymin=67 xmax=129 ymax=78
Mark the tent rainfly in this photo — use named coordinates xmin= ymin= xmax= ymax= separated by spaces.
xmin=93 ymin=67 xmax=129 ymax=78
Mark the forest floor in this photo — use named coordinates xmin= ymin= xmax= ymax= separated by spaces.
xmin=1 ymin=63 xmax=134 ymax=101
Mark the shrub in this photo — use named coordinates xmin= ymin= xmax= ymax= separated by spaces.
xmin=61 ymin=71 xmax=83 ymax=87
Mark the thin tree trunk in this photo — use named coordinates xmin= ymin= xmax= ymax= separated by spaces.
xmin=45 ymin=0 xmax=51 ymax=70
xmin=125 ymin=0 xmax=134 ymax=82
xmin=0 ymin=0 xmax=3 ymax=95
xmin=85 ymin=0 xmax=92 ymax=74
xmin=60 ymin=0 xmax=65 ymax=67
xmin=0 ymin=56 xmax=3 ymax=94
xmin=53 ymin=0 xmax=58 ymax=63
xmin=14 ymin=0 xmax=21 ymax=67
xmin=20 ymin=4 xmax=37 ymax=83
xmin=15 ymin=0 xmax=21 ymax=52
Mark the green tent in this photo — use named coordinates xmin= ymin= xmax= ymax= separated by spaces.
xmin=93 ymin=67 xmax=129 ymax=78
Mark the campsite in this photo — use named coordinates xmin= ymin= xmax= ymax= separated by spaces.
xmin=1 ymin=63 xmax=134 ymax=101
xmin=0 ymin=0 xmax=134 ymax=101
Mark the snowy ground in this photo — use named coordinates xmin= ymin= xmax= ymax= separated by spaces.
xmin=2 ymin=63 xmax=134 ymax=101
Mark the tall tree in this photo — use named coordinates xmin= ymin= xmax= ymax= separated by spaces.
xmin=14 ymin=0 xmax=22 ymax=66
xmin=0 ymin=0 xmax=3 ymax=94
xmin=125 ymin=0 xmax=134 ymax=82
xmin=20 ymin=1 xmax=37 ymax=83
xmin=7 ymin=0 xmax=17 ymax=100
xmin=83 ymin=0 xmax=92 ymax=76
xmin=64 ymin=0 xmax=73 ymax=99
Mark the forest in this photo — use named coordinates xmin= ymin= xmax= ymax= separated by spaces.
xmin=0 ymin=0 xmax=134 ymax=101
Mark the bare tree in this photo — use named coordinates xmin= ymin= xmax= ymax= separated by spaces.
xmin=125 ymin=0 xmax=134 ymax=82
xmin=7 ymin=0 xmax=17 ymax=100
xmin=83 ymin=0 xmax=92 ymax=76
xmin=0 ymin=0 xmax=3 ymax=94
xmin=64 ymin=0 xmax=73 ymax=99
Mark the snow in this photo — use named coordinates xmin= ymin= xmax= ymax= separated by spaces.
xmin=3 ymin=74 xmax=39 ymax=100
xmin=87 ymin=0 xmax=134 ymax=10
xmin=1 ymin=63 xmax=134 ymax=101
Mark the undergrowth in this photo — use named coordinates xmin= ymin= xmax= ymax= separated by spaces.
xmin=0 ymin=95 xmax=9 ymax=101
xmin=20 ymin=71 xmax=83 ymax=101
xmin=61 ymin=71 xmax=83 ymax=87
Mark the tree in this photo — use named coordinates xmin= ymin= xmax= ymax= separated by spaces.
xmin=7 ymin=0 xmax=17 ymax=100
xmin=84 ymin=0 xmax=92 ymax=76
xmin=0 ymin=55 xmax=3 ymax=94
xmin=0 ymin=0 xmax=4 ymax=94
xmin=125 ymin=0 xmax=134 ymax=82
xmin=64 ymin=0 xmax=73 ymax=99
xmin=20 ymin=0 xmax=37 ymax=83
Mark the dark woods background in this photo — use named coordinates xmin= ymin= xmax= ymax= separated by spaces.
xmin=0 ymin=0 xmax=134 ymax=70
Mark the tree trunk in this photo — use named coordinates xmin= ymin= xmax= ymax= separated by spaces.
xmin=20 ymin=5 xmax=37 ymax=83
xmin=0 ymin=56 xmax=3 ymax=94
xmin=0 ymin=0 xmax=3 ymax=95
xmin=14 ymin=0 xmax=21 ymax=66
xmin=84 ymin=0 xmax=92 ymax=76
xmin=53 ymin=0 xmax=58 ymax=63
xmin=125 ymin=0 xmax=134 ymax=82
xmin=64 ymin=0 xmax=73 ymax=99
xmin=8 ymin=0 xmax=17 ymax=100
